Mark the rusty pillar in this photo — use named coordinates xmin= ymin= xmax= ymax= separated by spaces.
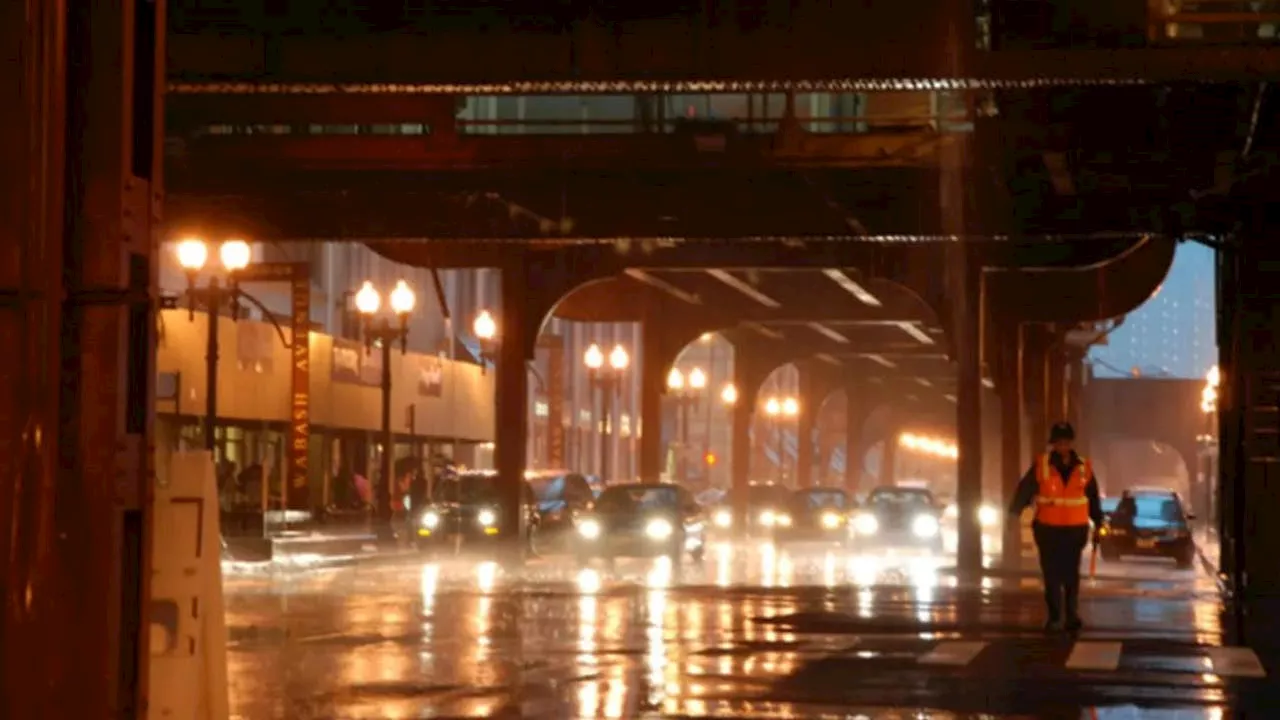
xmin=844 ymin=389 xmax=864 ymax=493
xmin=999 ymin=324 xmax=1025 ymax=568
xmin=881 ymin=427 xmax=899 ymax=487
xmin=638 ymin=318 xmax=666 ymax=483
xmin=795 ymin=362 xmax=833 ymax=489
xmin=496 ymin=261 xmax=530 ymax=556
xmin=953 ymin=246 xmax=985 ymax=576
xmin=729 ymin=360 xmax=753 ymax=535
xmin=1046 ymin=337 xmax=1067 ymax=425
xmin=1024 ymin=328 xmax=1049 ymax=459
xmin=1065 ymin=349 xmax=1085 ymax=437
xmin=2 ymin=0 xmax=163 ymax=715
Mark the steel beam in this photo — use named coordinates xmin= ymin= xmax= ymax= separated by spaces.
xmin=170 ymin=132 xmax=950 ymax=171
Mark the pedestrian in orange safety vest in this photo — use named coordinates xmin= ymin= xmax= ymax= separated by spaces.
xmin=1007 ymin=421 xmax=1105 ymax=632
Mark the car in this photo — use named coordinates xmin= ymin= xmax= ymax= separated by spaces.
xmin=1098 ymin=488 xmax=1196 ymax=568
xmin=415 ymin=470 xmax=541 ymax=556
xmin=849 ymin=485 xmax=945 ymax=552
xmin=526 ymin=471 xmax=596 ymax=550
xmin=1100 ymin=497 xmax=1120 ymax=519
xmin=573 ymin=483 xmax=706 ymax=563
xmin=779 ymin=487 xmax=853 ymax=542
xmin=709 ymin=483 xmax=794 ymax=536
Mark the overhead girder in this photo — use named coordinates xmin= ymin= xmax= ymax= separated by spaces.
xmin=167 ymin=132 xmax=952 ymax=172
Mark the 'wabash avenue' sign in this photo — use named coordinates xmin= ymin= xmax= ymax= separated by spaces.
xmin=238 ymin=262 xmax=311 ymax=509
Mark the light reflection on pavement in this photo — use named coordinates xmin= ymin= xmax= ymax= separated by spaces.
xmin=223 ymin=542 xmax=1261 ymax=719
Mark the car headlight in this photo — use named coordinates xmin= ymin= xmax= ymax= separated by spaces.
xmin=713 ymin=510 xmax=732 ymax=528
xmin=420 ymin=511 xmax=441 ymax=529
xmin=821 ymin=512 xmax=842 ymax=529
xmin=578 ymin=518 xmax=601 ymax=540
xmin=645 ymin=518 xmax=674 ymax=540
xmin=978 ymin=505 xmax=999 ymax=528
xmin=477 ymin=508 xmax=497 ymax=527
xmin=912 ymin=514 xmax=940 ymax=538
xmin=759 ymin=510 xmax=776 ymax=527
xmin=854 ymin=513 xmax=879 ymax=535
xmin=944 ymin=504 xmax=958 ymax=519
xmin=776 ymin=513 xmax=792 ymax=527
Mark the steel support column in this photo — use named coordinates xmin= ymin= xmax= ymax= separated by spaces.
xmin=730 ymin=361 xmax=753 ymax=535
xmin=1066 ymin=349 xmax=1085 ymax=442
xmin=638 ymin=318 xmax=666 ymax=483
xmin=495 ymin=263 xmax=530 ymax=557
xmin=1023 ymin=328 xmax=1049 ymax=459
xmin=1046 ymin=338 xmax=1067 ymax=424
xmin=795 ymin=361 xmax=838 ymax=489
xmin=953 ymin=246 xmax=985 ymax=576
xmin=881 ymin=427 xmax=899 ymax=487
xmin=2 ymin=0 xmax=163 ymax=715
xmin=999 ymin=324 xmax=1025 ymax=568
xmin=1218 ymin=227 xmax=1280 ymax=631
xmin=843 ymin=385 xmax=875 ymax=494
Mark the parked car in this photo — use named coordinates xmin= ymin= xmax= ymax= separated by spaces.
xmin=526 ymin=471 xmax=596 ymax=551
xmin=1099 ymin=488 xmax=1196 ymax=568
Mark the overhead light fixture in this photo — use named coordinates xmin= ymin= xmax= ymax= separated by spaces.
xmin=944 ymin=394 xmax=957 ymax=403
xmin=915 ymin=377 xmax=933 ymax=388
xmin=707 ymin=269 xmax=781 ymax=308
xmin=808 ymin=322 xmax=849 ymax=343
xmin=982 ymin=377 xmax=995 ymax=389
xmin=895 ymin=321 xmax=934 ymax=345
xmin=816 ymin=353 xmax=842 ymax=365
xmin=625 ymin=269 xmax=701 ymax=305
xmin=862 ymin=353 xmax=896 ymax=369
xmin=822 ymin=269 xmax=881 ymax=306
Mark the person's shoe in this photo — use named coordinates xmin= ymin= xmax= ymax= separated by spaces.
xmin=1044 ymin=619 xmax=1063 ymax=633
xmin=1065 ymin=617 xmax=1084 ymax=632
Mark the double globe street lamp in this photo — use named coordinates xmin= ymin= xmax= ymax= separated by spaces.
xmin=667 ymin=367 xmax=707 ymax=483
xmin=175 ymin=237 xmax=254 ymax=452
xmin=585 ymin=342 xmax=630 ymax=483
xmin=354 ymin=279 xmax=417 ymax=542
xmin=763 ymin=395 xmax=800 ymax=483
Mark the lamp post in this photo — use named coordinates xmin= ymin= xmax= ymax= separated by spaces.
xmin=585 ymin=342 xmax=630 ymax=483
xmin=1200 ymin=365 xmax=1220 ymax=533
xmin=354 ymin=279 xmax=416 ymax=542
xmin=763 ymin=395 xmax=799 ymax=483
xmin=174 ymin=237 xmax=253 ymax=454
xmin=667 ymin=366 xmax=706 ymax=484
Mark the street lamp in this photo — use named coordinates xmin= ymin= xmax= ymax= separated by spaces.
xmin=763 ymin=395 xmax=800 ymax=483
xmin=720 ymin=383 xmax=739 ymax=406
xmin=173 ymin=236 xmax=255 ymax=453
xmin=585 ymin=342 xmax=630 ymax=484
xmin=473 ymin=310 xmax=497 ymax=373
xmin=668 ymin=367 xmax=707 ymax=484
xmin=354 ymin=279 xmax=417 ymax=542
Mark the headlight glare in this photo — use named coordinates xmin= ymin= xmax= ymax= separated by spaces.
xmin=421 ymin=511 xmax=441 ymax=529
xmin=820 ymin=512 xmax=841 ymax=529
xmin=777 ymin=513 xmax=792 ymax=527
xmin=578 ymin=518 xmax=601 ymax=540
xmin=912 ymin=514 xmax=940 ymax=538
xmin=713 ymin=510 xmax=732 ymax=528
xmin=978 ymin=505 xmax=999 ymax=527
xmin=645 ymin=518 xmax=674 ymax=540
xmin=759 ymin=510 xmax=776 ymax=527
xmin=477 ymin=508 xmax=497 ymax=527
xmin=854 ymin=513 xmax=879 ymax=535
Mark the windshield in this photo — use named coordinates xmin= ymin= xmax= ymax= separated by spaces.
xmin=434 ymin=474 xmax=499 ymax=504
xmin=867 ymin=488 xmax=935 ymax=507
xmin=1128 ymin=495 xmax=1183 ymax=523
xmin=596 ymin=486 xmax=681 ymax=513
xmin=746 ymin=485 xmax=791 ymax=507
xmin=1101 ymin=498 xmax=1120 ymax=514
xmin=527 ymin=474 xmax=564 ymax=501
xmin=796 ymin=490 xmax=847 ymax=510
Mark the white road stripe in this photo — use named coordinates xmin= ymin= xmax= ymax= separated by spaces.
xmin=1066 ymin=641 xmax=1122 ymax=671
xmin=918 ymin=641 xmax=988 ymax=666
xmin=1207 ymin=647 xmax=1267 ymax=678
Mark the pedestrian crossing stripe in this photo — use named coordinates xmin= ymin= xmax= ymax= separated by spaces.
xmin=918 ymin=641 xmax=989 ymax=666
xmin=1066 ymin=641 xmax=1122 ymax=671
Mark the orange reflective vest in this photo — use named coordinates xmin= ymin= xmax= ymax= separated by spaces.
xmin=1033 ymin=453 xmax=1092 ymax=526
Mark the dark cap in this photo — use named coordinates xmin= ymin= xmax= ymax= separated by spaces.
xmin=1049 ymin=422 xmax=1075 ymax=442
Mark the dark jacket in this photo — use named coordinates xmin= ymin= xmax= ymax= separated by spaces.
xmin=1007 ymin=450 xmax=1105 ymax=527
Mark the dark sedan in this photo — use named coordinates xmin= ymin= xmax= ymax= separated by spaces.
xmin=779 ymin=487 xmax=852 ymax=542
xmin=415 ymin=471 xmax=541 ymax=556
xmin=709 ymin=483 xmax=793 ymax=536
xmin=1099 ymin=489 xmax=1196 ymax=568
xmin=573 ymin=483 xmax=706 ymax=563
xmin=850 ymin=486 xmax=944 ymax=552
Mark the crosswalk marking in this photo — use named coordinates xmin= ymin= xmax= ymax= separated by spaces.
xmin=1065 ymin=641 xmax=1123 ymax=671
xmin=1207 ymin=647 xmax=1267 ymax=678
xmin=918 ymin=641 xmax=988 ymax=666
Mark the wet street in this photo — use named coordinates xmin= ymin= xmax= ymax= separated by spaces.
xmin=223 ymin=543 xmax=1271 ymax=719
